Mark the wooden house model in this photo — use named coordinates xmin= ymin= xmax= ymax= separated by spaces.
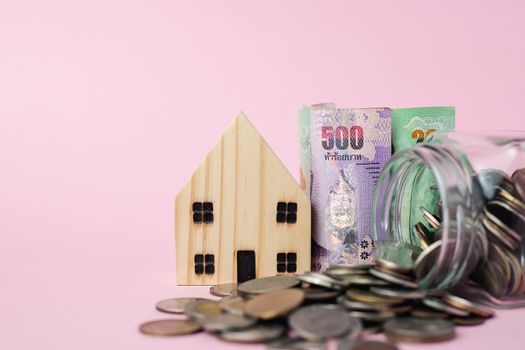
xmin=175 ymin=113 xmax=311 ymax=285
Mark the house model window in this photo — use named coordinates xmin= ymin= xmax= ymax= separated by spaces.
xmin=192 ymin=202 xmax=214 ymax=224
xmin=276 ymin=252 xmax=297 ymax=273
xmin=276 ymin=202 xmax=297 ymax=224
xmin=194 ymin=254 xmax=215 ymax=275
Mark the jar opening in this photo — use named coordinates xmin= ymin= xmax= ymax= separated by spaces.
xmin=373 ymin=144 xmax=486 ymax=290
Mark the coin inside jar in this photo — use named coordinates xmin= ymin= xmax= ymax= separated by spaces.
xmin=244 ymin=288 xmax=305 ymax=320
xmin=139 ymin=319 xmax=202 ymax=336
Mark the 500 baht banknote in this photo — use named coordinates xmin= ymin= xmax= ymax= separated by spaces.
xmin=309 ymin=106 xmax=391 ymax=271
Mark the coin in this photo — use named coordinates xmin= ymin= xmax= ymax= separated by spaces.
xmin=452 ymin=316 xmax=486 ymax=326
xmin=420 ymin=206 xmax=441 ymax=229
xmin=200 ymin=313 xmax=256 ymax=332
xmin=303 ymin=287 xmax=340 ymax=301
xmin=383 ymin=318 xmax=455 ymax=343
xmin=374 ymin=240 xmax=421 ymax=274
xmin=413 ymin=222 xmax=433 ymax=249
xmin=414 ymin=240 xmax=448 ymax=282
xmin=411 ymin=306 xmax=450 ymax=319
xmin=422 ymin=298 xmax=470 ymax=317
xmin=338 ymin=274 xmax=390 ymax=287
xmin=325 ymin=266 xmax=369 ymax=278
xmin=238 ymin=275 xmax=300 ymax=296
xmin=210 ymin=283 xmax=238 ymax=297
xmin=512 ymin=168 xmax=525 ymax=200
xmin=347 ymin=340 xmax=399 ymax=350
xmin=347 ymin=310 xmax=396 ymax=322
xmin=289 ymin=305 xmax=362 ymax=341
xmin=267 ymin=337 xmax=326 ymax=350
xmin=345 ymin=289 xmax=403 ymax=305
xmin=139 ymin=319 xmax=201 ymax=336
xmin=298 ymin=272 xmax=344 ymax=290
xmin=442 ymin=294 xmax=494 ymax=318
xmin=360 ymin=322 xmax=383 ymax=335
xmin=244 ymin=288 xmax=305 ymax=320
xmin=184 ymin=300 xmax=222 ymax=320
xmin=337 ymin=296 xmax=398 ymax=312
xmin=370 ymin=286 xmax=425 ymax=300
xmin=155 ymin=297 xmax=209 ymax=314
xmin=219 ymin=323 xmax=285 ymax=343
xmin=219 ymin=296 xmax=246 ymax=316
xmin=476 ymin=169 xmax=513 ymax=200
xmin=369 ymin=268 xmax=419 ymax=289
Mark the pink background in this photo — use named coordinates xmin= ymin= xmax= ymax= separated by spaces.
xmin=1 ymin=1 xmax=525 ymax=349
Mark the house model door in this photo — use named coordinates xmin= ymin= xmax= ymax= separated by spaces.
xmin=237 ymin=251 xmax=256 ymax=283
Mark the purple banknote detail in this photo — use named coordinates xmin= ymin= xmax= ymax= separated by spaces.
xmin=310 ymin=107 xmax=391 ymax=271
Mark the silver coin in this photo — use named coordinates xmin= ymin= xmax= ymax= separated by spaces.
xmin=476 ymin=169 xmax=513 ymax=200
xmin=383 ymin=318 xmax=455 ymax=343
xmin=184 ymin=300 xmax=222 ymax=320
xmin=347 ymin=340 xmax=399 ymax=350
xmin=289 ymin=305 xmax=362 ymax=341
xmin=210 ymin=283 xmax=238 ymax=297
xmin=374 ymin=240 xmax=421 ymax=274
xmin=337 ymin=296 xmax=395 ymax=312
xmin=303 ymin=288 xmax=340 ymax=301
xmin=369 ymin=268 xmax=419 ymax=289
xmin=414 ymin=240 xmax=445 ymax=281
xmin=200 ymin=313 xmax=256 ymax=332
xmin=337 ymin=274 xmax=390 ymax=287
xmin=422 ymin=298 xmax=470 ymax=317
xmin=298 ymin=272 xmax=343 ymax=290
xmin=370 ymin=286 xmax=425 ymax=300
xmin=420 ymin=206 xmax=441 ymax=229
xmin=219 ymin=323 xmax=285 ymax=343
xmin=237 ymin=275 xmax=300 ymax=296
xmin=219 ymin=296 xmax=246 ymax=316
xmin=443 ymin=294 xmax=494 ymax=318
xmin=512 ymin=168 xmax=525 ymax=200
xmin=267 ymin=337 xmax=326 ymax=350
xmin=155 ymin=297 xmax=209 ymax=314
xmin=346 ymin=310 xmax=396 ymax=322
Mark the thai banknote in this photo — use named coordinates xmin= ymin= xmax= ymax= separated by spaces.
xmin=391 ymin=107 xmax=455 ymax=243
xmin=310 ymin=106 xmax=391 ymax=271
xmin=392 ymin=106 xmax=455 ymax=152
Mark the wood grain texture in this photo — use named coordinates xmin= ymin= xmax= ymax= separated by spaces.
xmin=175 ymin=112 xmax=311 ymax=285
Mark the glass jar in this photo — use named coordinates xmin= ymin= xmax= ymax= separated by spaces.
xmin=372 ymin=132 xmax=525 ymax=306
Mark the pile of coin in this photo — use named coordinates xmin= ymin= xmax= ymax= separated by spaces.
xmin=413 ymin=168 xmax=525 ymax=305
xmin=140 ymin=255 xmax=495 ymax=348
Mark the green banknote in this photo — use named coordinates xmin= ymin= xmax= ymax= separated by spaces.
xmin=391 ymin=107 xmax=455 ymax=244
xmin=392 ymin=106 xmax=455 ymax=152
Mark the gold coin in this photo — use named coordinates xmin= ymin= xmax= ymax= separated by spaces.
xmin=346 ymin=289 xmax=403 ymax=305
xmin=139 ymin=319 xmax=201 ymax=336
xmin=244 ymin=288 xmax=305 ymax=320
